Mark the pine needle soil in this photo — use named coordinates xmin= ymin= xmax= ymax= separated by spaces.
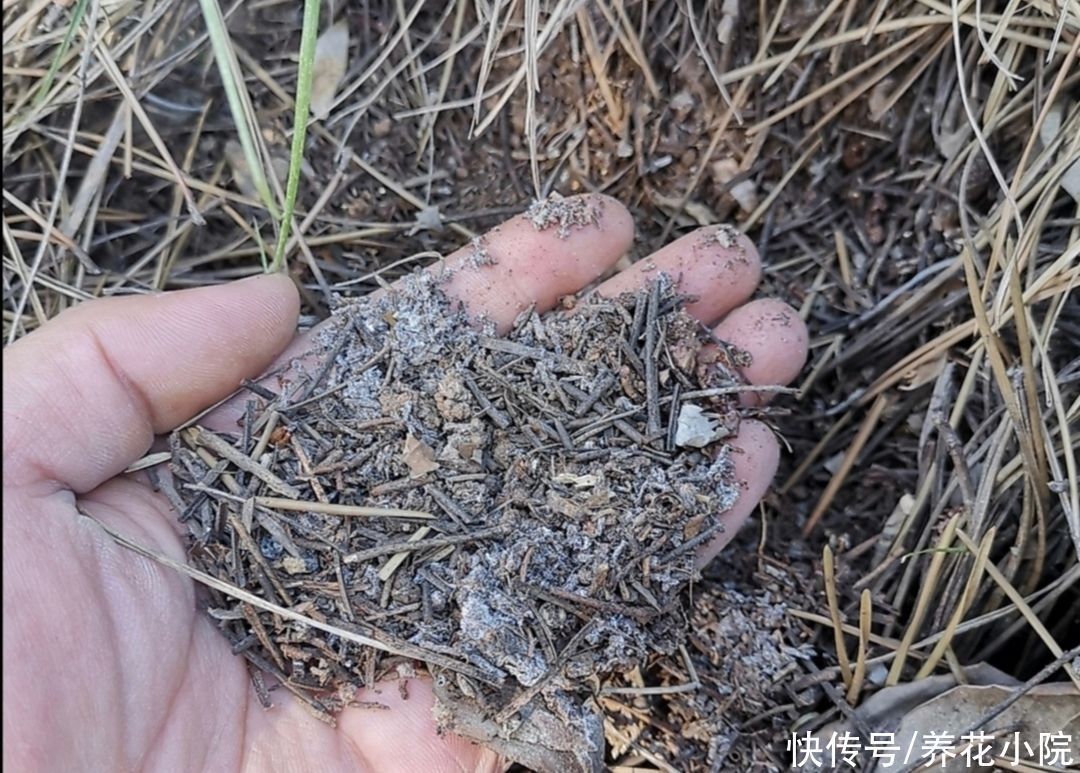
xmin=167 ymin=214 xmax=760 ymax=772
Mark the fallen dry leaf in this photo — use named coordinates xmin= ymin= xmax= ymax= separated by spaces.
xmin=804 ymin=665 xmax=1080 ymax=772
xmin=877 ymin=683 xmax=1080 ymax=771
xmin=410 ymin=204 xmax=443 ymax=234
xmin=401 ymin=433 xmax=439 ymax=479
xmin=223 ymin=139 xmax=289 ymax=201
xmin=675 ymin=403 xmax=724 ymax=448
xmin=310 ymin=21 xmax=349 ymax=121
xmin=868 ymin=77 xmax=896 ymax=120
xmin=1039 ymin=100 xmax=1080 ymax=204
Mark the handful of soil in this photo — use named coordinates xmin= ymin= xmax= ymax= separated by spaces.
xmin=168 ymin=265 xmax=751 ymax=772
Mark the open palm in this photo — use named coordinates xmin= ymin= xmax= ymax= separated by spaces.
xmin=3 ymin=196 xmax=807 ymax=772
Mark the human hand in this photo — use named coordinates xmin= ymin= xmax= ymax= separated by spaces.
xmin=2 ymin=195 xmax=807 ymax=772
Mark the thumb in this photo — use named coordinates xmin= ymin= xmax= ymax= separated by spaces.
xmin=2 ymin=274 xmax=299 ymax=493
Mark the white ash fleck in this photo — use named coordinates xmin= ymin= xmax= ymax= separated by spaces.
xmin=701 ymin=584 xmax=793 ymax=702
xmin=459 ymin=563 xmax=548 ymax=686
xmin=341 ymin=366 xmax=384 ymax=419
xmin=696 ymin=448 xmax=739 ymax=513
xmin=619 ymin=578 xmax=811 ymax=771
xmin=325 ymin=271 xmax=495 ymax=419
xmin=464 ymin=235 xmax=497 ymax=268
xmin=705 ymin=223 xmax=742 ymax=250
xmin=525 ymin=192 xmax=603 ymax=239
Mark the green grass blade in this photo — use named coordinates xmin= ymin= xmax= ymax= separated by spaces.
xmin=196 ymin=0 xmax=279 ymax=219
xmin=32 ymin=0 xmax=90 ymax=109
xmin=270 ymin=0 xmax=321 ymax=273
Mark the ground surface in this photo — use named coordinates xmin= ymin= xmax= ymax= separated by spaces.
xmin=3 ymin=1 xmax=1079 ymax=770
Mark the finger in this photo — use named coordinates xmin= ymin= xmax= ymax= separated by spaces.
xmin=2 ymin=274 xmax=300 ymax=493
xmin=696 ymin=419 xmax=780 ymax=567
xmin=438 ymin=193 xmax=634 ymax=331
xmin=712 ymin=298 xmax=809 ymax=406
xmin=591 ymin=225 xmax=761 ymax=324
xmin=692 ymin=301 xmax=806 ymax=564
